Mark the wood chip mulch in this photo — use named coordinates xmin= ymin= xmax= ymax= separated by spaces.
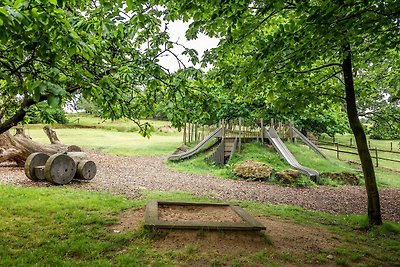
xmin=1 ymin=151 xmax=399 ymax=223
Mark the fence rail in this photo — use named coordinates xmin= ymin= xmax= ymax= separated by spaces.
xmin=317 ymin=142 xmax=400 ymax=167
xmin=318 ymin=140 xmax=400 ymax=154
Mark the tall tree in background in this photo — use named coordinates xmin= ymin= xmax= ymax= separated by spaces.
xmin=159 ymin=0 xmax=400 ymax=225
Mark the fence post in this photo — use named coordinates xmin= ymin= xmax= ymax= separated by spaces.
xmin=368 ymin=140 xmax=371 ymax=148
xmin=336 ymin=143 xmax=339 ymax=159
xmin=260 ymin=118 xmax=264 ymax=144
xmin=183 ymin=123 xmax=187 ymax=145
xmin=390 ymin=142 xmax=393 ymax=151
xmin=238 ymin=118 xmax=242 ymax=152
xmin=188 ymin=123 xmax=191 ymax=143
xmin=375 ymin=147 xmax=378 ymax=167
xmin=333 ymin=136 xmax=335 ymax=143
xmin=350 ymin=138 xmax=352 ymax=147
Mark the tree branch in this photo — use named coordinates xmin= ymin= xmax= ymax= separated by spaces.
xmin=294 ymin=63 xmax=341 ymax=73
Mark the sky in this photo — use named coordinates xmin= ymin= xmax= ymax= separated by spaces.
xmin=157 ymin=20 xmax=219 ymax=72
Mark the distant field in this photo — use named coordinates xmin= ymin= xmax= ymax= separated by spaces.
xmin=26 ymin=113 xmax=175 ymax=133
xmin=22 ymin=127 xmax=182 ymax=156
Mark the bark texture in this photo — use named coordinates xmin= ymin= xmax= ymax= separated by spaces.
xmin=342 ymin=44 xmax=382 ymax=225
xmin=0 ymin=126 xmax=81 ymax=166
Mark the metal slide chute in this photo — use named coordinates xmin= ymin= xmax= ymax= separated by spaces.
xmin=168 ymin=127 xmax=223 ymax=161
xmin=290 ymin=126 xmax=328 ymax=160
xmin=265 ymin=127 xmax=319 ymax=180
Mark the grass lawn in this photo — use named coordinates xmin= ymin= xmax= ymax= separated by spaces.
xmin=19 ymin=127 xmax=182 ymax=156
xmin=64 ymin=113 xmax=175 ymax=133
xmin=0 ymin=185 xmax=398 ymax=266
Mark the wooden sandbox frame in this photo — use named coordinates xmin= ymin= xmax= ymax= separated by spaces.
xmin=144 ymin=201 xmax=266 ymax=231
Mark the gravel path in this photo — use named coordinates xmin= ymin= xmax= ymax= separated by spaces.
xmin=1 ymin=151 xmax=399 ymax=223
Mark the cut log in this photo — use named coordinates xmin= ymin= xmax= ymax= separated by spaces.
xmin=24 ymin=152 xmax=50 ymax=181
xmin=44 ymin=154 xmax=76 ymax=185
xmin=0 ymin=126 xmax=81 ymax=166
xmin=66 ymin=152 xmax=88 ymax=164
xmin=75 ymin=160 xmax=97 ymax=180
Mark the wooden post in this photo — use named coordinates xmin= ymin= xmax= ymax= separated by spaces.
xmin=333 ymin=135 xmax=335 ymax=143
xmin=289 ymin=121 xmax=294 ymax=142
xmin=336 ymin=143 xmax=339 ymax=159
xmin=188 ymin=123 xmax=191 ymax=143
xmin=195 ymin=124 xmax=198 ymax=142
xmin=239 ymin=118 xmax=242 ymax=152
xmin=375 ymin=147 xmax=378 ymax=167
xmin=271 ymin=118 xmax=274 ymax=128
xmin=350 ymin=138 xmax=352 ymax=147
xmin=221 ymin=120 xmax=225 ymax=141
xmin=260 ymin=118 xmax=264 ymax=144
xmin=390 ymin=142 xmax=393 ymax=151
xmin=183 ymin=123 xmax=187 ymax=145
xmin=191 ymin=123 xmax=195 ymax=142
xmin=202 ymin=125 xmax=205 ymax=140
xmin=368 ymin=140 xmax=371 ymax=148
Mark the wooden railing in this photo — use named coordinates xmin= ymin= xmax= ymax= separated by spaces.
xmin=228 ymin=137 xmax=239 ymax=163
xmin=207 ymin=140 xmax=225 ymax=165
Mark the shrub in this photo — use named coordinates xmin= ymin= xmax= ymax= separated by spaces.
xmin=320 ymin=172 xmax=360 ymax=185
xmin=233 ymin=160 xmax=273 ymax=180
xmin=274 ymin=169 xmax=302 ymax=184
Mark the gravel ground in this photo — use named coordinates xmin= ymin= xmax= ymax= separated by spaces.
xmin=1 ymin=151 xmax=399 ymax=223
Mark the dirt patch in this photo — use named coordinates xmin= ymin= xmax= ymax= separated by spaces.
xmin=110 ymin=208 xmax=339 ymax=265
xmin=109 ymin=208 xmax=144 ymax=233
xmin=158 ymin=204 xmax=244 ymax=223
xmin=257 ymin=216 xmax=336 ymax=253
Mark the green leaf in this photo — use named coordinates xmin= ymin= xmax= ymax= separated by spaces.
xmin=49 ymin=0 xmax=57 ymax=5
xmin=47 ymin=95 xmax=60 ymax=107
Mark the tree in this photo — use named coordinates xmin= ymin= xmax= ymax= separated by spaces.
xmin=0 ymin=0 xmax=201 ymax=162
xmin=159 ymin=0 xmax=400 ymax=225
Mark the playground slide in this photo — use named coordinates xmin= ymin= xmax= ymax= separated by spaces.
xmin=290 ymin=127 xmax=329 ymax=160
xmin=168 ymin=127 xmax=223 ymax=161
xmin=265 ymin=127 xmax=319 ymax=179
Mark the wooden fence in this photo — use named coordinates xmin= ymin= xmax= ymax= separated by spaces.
xmin=317 ymin=141 xmax=400 ymax=167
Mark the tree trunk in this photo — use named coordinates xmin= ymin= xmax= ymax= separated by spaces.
xmin=0 ymin=126 xmax=81 ymax=166
xmin=342 ymin=44 xmax=382 ymax=225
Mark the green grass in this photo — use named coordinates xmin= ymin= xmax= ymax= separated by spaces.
xmin=169 ymin=141 xmax=400 ymax=187
xmin=167 ymin=142 xmax=293 ymax=178
xmin=169 ymin=142 xmax=356 ymax=180
xmin=286 ymin=142 xmax=357 ymax=173
xmin=18 ymin=127 xmax=182 ymax=156
xmin=0 ymin=185 xmax=398 ymax=266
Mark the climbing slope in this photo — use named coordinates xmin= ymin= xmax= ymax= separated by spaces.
xmin=168 ymin=127 xmax=223 ymax=161
xmin=291 ymin=127 xmax=328 ymax=160
xmin=265 ymin=127 xmax=319 ymax=179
